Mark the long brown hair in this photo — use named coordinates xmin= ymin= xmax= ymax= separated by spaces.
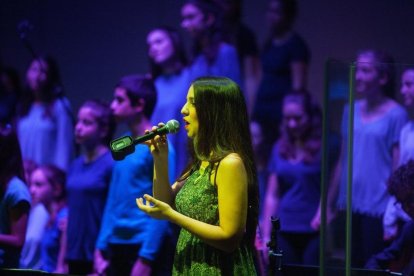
xmin=181 ymin=76 xmax=259 ymax=246
xmin=18 ymin=56 xmax=63 ymax=118
xmin=184 ymin=0 xmax=224 ymax=63
xmin=147 ymin=26 xmax=188 ymax=79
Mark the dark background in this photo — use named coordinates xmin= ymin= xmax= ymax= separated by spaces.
xmin=2 ymin=0 xmax=414 ymax=112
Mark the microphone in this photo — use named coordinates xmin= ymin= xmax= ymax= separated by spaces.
xmin=110 ymin=119 xmax=180 ymax=161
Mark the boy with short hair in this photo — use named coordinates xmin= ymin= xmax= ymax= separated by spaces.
xmin=94 ymin=75 xmax=176 ymax=276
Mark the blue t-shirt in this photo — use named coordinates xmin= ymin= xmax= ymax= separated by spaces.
xmin=253 ymin=33 xmax=310 ymax=125
xmin=189 ymin=42 xmax=242 ymax=86
xmin=17 ymin=98 xmax=74 ymax=172
xmin=41 ymin=207 xmax=68 ymax=272
xmin=337 ymin=101 xmax=408 ymax=216
xmin=66 ymin=151 xmax=114 ymax=261
xmin=0 ymin=177 xmax=31 ymax=268
xmin=151 ymin=68 xmax=192 ymax=178
xmin=20 ymin=203 xmax=49 ymax=269
xmin=267 ymin=144 xmax=321 ymax=233
xmin=96 ymin=142 xmax=175 ymax=261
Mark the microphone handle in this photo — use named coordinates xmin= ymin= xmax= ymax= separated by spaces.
xmin=133 ymin=127 xmax=169 ymax=144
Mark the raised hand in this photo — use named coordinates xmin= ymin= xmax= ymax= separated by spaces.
xmin=143 ymin=123 xmax=169 ymax=160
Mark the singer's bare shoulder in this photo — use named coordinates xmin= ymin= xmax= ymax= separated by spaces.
xmin=220 ymin=153 xmax=244 ymax=167
xmin=215 ymin=153 xmax=247 ymax=186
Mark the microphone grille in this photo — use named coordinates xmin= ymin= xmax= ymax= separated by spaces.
xmin=165 ymin=119 xmax=180 ymax=134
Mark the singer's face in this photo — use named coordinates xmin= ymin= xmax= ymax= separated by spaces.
xmin=111 ymin=87 xmax=137 ymax=122
xmin=26 ymin=59 xmax=49 ymax=92
xmin=75 ymin=106 xmax=102 ymax=146
xmin=401 ymin=69 xmax=414 ymax=107
xmin=30 ymin=169 xmax=54 ymax=206
xmin=147 ymin=30 xmax=175 ymax=65
xmin=181 ymin=86 xmax=199 ymax=138
xmin=355 ymin=53 xmax=384 ymax=96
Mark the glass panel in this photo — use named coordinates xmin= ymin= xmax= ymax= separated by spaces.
xmin=321 ymin=58 xmax=413 ymax=276
xmin=321 ymin=58 xmax=354 ymax=276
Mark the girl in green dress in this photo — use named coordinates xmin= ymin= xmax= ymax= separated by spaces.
xmin=137 ymin=76 xmax=259 ymax=275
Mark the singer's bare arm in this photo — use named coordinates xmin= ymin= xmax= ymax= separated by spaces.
xmin=138 ymin=153 xmax=248 ymax=252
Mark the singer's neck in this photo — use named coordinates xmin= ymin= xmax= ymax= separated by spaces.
xmin=128 ymin=116 xmax=152 ymax=137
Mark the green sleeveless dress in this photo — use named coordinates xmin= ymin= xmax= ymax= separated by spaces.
xmin=173 ymin=165 xmax=257 ymax=275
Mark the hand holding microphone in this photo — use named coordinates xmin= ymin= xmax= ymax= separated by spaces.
xmin=110 ymin=119 xmax=180 ymax=161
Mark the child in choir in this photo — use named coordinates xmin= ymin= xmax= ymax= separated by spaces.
xmin=65 ymin=100 xmax=115 ymax=275
xmin=30 ymin=165 xmax=68 ymax=273
xmin=17 ymin=56 xmax=74 ymax=172
xmin=0 ymin=124 xmax=31 ymax=268
xmin=180 ymin=0 xmax=242 ymax=85
xmin=147 ymin=26 xmax=191 ymax=178
xmin=137 ymin=77 xmax=258 ymax=275
xmin=328 ymin=49 xmax=408 ymax=267
xmin=20 ymin=159 xmax=51 ymax=270
xmin=366 ymin=160 xmax=414 ymax=275
xmin=261 ymin=92 xmax=322 ymax=266
xmin=382 ymin=67 xmax=414 ymax=242
xmin=94 ymin=75 xmax=176 ymax=276
xmin=253 ymin=0 xmax=310 ymax=146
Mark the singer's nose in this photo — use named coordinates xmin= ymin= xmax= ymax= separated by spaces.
xmin=181 ymin=103 xmax=188 ymax=115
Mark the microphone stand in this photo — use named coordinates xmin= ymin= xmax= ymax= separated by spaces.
xmin=267 ymin=216 xmax=283 ymax=276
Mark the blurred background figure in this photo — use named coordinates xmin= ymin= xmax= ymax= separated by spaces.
xmin=398 ymin=67 xmax=414 ymax=165
xmin=365 ymin=160 xmax=414 ymax=275
xmin=20 ymin=159 xmax=50 ymax=270
xmin=328 ymin=49 xmax=408 ymax=267
xmin=261 ymin=92 xmax=322 ymax=267
xmin=213 ymin=0 xmax=261 ymax=116
xmin=65 ymin=99 xmax=115 ymax=275
xmin=181 ymin=0 xmax=241 ymax=85
xmin=252 ymin=0 xmax=310 ymax=148
xmin=0 ymin=124 xmax=31 ymax=269
xmin=94 ymin=75 xmax=175 ymax=276
xmin=147 ymin=26 xmax=191 ymax=178
xmin=0 ymin=66 xmax=21 ymax=125
xmin=250 ymin=120 xmax=270 ymax=219
xmin=30 ymin=165 xmax=68 ymax=273
xmin=382 ymin=67 xmax=414 ymax=243
xmin=16 ymin=56 xmax=74 ymax=172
